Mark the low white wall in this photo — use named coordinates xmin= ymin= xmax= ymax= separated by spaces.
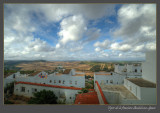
xmin=124 ymin=79 xmax=156 ymax=104
xmin=124 ymin=79 xmax=141 ymax=99
xmin=94 ymin=82 xmax=104 ymax=104
xmin=103 ymin=91 xmax=120 ymax=104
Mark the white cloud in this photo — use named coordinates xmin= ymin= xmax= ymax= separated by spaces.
xmin=145 ymin=42 xmax=156 ymax=50
xmin=119 ymin=53 xmax=122 ymax=57
xmin=114 ymin=4 xmax=156 ymax=37
xmin=58 ymin=15 xmax=87 ymax=45
xmin=94 ymin=39 xmax=110 ymax=49
xmin=95 ymin=47 xmax=101 ymax=52
xmin=112 ymin=4 xmax=156 ymax=52
xmin=110 ymin=43 xmax=131 ymax=51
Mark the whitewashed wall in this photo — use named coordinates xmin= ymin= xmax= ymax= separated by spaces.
xmin=124 ymin=79 xmax=141 ymax=99
xmin=124 ymin=79 xmax=156 ymax=104
xmin=6 ymin=69 xmax=85 ymax=88
xmin=114 ymin=64 xmax=142 ymax=76
xmin=94 ymin=73 xmax=126 ymax=85
xmin=14 ymin=83 xmax=80 ymax=104
xmin=142 ymin=51 xmax=156 ymax=83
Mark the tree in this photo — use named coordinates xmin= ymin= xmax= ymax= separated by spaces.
xmin=28 ymin=90 xmax=58 ymax=104
xmin=78 ymin=88 xmax=89 ymax=94
xmin=4 ymin=82 xmax=14 ymax=95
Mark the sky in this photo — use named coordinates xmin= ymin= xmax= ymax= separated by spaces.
xmin=4 ymin=4 xmax=156 ymax=61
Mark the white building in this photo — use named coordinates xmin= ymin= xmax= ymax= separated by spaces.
xmin=95 ymin=51 xmax=156 ymax=105
xmin=14 ymin=81 xmax=81 ymax=104
xmin=94 ymin=72 xmax=126 ymax=85
xmin=114 ymin=63 xmax=142 ymax=77
xmin=5 ymin=69 xmax=86 ymax=104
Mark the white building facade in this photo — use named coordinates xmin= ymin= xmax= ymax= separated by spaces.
xmin=94 ymin=51 xmax=156 ymax=105
xmin=5 ymin=69 xmax=85 ymax=104
xmin=14 ymin=82 xmax=81 ymax=104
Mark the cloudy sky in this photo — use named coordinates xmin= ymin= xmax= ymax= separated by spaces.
xmin=4 ymin=4 xmax=156 ymax=61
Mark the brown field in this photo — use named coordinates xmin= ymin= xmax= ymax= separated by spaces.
xmin=15 ymin=61 xmax=113 ymax=77
xmin=16 ymin=61 xmax=92 ymax=72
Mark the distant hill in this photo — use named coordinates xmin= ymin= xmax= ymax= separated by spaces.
xmin=4 ymin=60 xmax=46 ymax=70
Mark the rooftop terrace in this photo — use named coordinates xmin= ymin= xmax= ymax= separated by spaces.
xmin=101 ymin=85 xmax=138 ymax=100
xmin=127 ymin=78 xmax=156 ymax=88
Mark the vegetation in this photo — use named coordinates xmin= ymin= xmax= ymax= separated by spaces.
xmin=78 ymin=88 xmax=89 ymax=94
xmin=85 ymin=75 xmax=93 ymax=79
xmin=4 ymin=100 xmax=14 ymax=104
xmin=28 ymin=90 xmax=58 ymax=104
xmin=4 ymin=70 xmax=17 ymax=76
xmin=102 ymin=66 xmax=108 ymax=71
xmin=4 ymin=82 xmax=14 ymax=95
xmin=57 ymin=99 xmax=66 ymax=104
xmin=20 ymin=70 xmax=34 ymax=74
xmin=90 ymin=65 xmax=101 ymax=72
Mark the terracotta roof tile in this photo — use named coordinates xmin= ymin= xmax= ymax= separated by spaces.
xmin=95 ymin=81 xmax=108 ymax=104
xmin=15 ymin=81 xmax=94 ymax=91
xmin=75 ymin=91 xmax=99 ymax=104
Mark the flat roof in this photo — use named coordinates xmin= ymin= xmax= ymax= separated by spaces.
xmin=101 ymin=85 xmax=138 ymax=100
xmin=95 ymin=72 xmax=112 ymax=76
xmin=127 ymin=78 xmax=156 ymax=88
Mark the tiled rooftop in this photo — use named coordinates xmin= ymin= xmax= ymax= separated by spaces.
xmin=15 ymin=81 xmax=95 ymax=91
xmin=75 ymin=91 xmax=99 ymax=104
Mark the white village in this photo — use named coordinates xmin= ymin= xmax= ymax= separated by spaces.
xmin=4 ymin=51 xmax=156 ymax=104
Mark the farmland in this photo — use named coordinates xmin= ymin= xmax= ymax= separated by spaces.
xmin=4 ymin=60 xmax=117 ymax=77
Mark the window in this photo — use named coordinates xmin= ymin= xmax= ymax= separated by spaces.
xmin=54 ymin=80 xmax=56 ymax=83
xmin=35 ymin=89 xmax=37 ymax=92
xmin=28 ymin=90 xmax=29 ymax=93
xmin=13 ymin=74 xmax=15 ymax=78
xmin=135 ymin=69 xmax=137 ymax=72
xmin=59 ymin=80 xmax=61 ymax=83
xmin=75 ymin=81 xmax=77 ymax=85
xmin=21 ymin=87 xmax=25 ymax=92
xmin=32 ymin=88 xmax=37 ymax=93
xmin=110 ymin=80 xmax=113 ymax=84
xmin=106 ymin=80 xmax=108 ymax=83
xmin=70 ymin=80 xmax=72 ymax=84
xmin=141 ymin=70 xmax=142 ymax=72
xmin=50 ymin=80 xmax=52 ymax=83
xmin=63 ymin=80 xmax=65 ymax=84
